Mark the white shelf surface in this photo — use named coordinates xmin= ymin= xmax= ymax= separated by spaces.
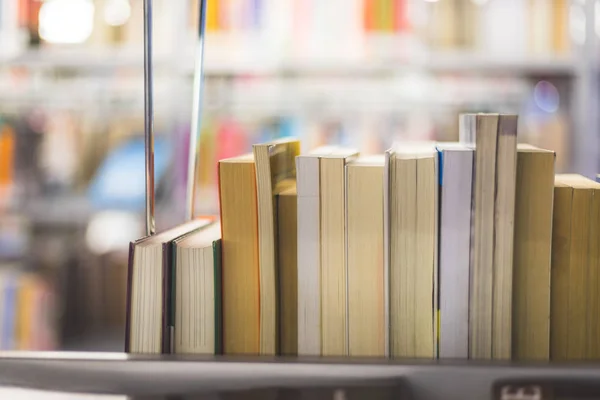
xmin=1 ymin=47 xmax=579 ymax=77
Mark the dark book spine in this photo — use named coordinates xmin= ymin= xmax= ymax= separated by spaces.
xmin=162 ymin=242 xmax=174 ymax=354
xmin=124 ymin=242 xmax=135 ymax=353
xmin=214 ymin=239 xmax=223 ymax=355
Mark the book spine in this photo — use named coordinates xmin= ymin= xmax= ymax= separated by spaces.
xmin=296 ymin=156 xmax=321 ymax=356
xmin=383 ymin=150 xmax=392 ymax=357
xmin=2 ymin=274 xmax=16 ymax=350
xmin=162 ymin=242 xmax=174 ymax=354
xmin=492 ymin=114 xmax=518 ymax=360
xmin=213 ymin=239 xmax=223 ymax=355
xmin=124 ymin=242 xmax=135 ymax=353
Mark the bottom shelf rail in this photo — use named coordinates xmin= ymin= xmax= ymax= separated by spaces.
xmin=1 ymin=352 xmax=600 ymax=400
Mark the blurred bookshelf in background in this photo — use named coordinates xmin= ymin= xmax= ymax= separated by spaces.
xmin=0 ymin=0 xmax=594 ymax=351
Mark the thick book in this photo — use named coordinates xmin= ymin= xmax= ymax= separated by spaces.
xmin=512 ymin=145 xmax=555 ymax=360
xmin=346 ymin=155 xmax=386 ymax=357
xmin=172 ymin=222 xmax=222 ymax=355
xmin=125 ymin=218 xmax=214 ymax=354
xmin=387 ymin=143 xmax=438 ymax=359
xmin=551 ymin=174 xmax=600 ymax=360
xmin=436 ymin=143 xmax=473 ymax=359
xmin=253 ymin=138 xmax=300 ymax=355
xmin=218 ymin=154 xmax=260 ymax=355
xmin=460 ymin=114 xmax=517 ymax=360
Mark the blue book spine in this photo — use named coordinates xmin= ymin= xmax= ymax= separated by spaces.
xmin=437 ymin=148 xmax=444 ymax=186
xmin=2 ymin=275 xmax=16 ymax=350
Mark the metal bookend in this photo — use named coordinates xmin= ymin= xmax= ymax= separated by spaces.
xmin=143 ymin=0 xmax=156 ymax=235
xmin=186 ymin=0 xmax=208 ymax=221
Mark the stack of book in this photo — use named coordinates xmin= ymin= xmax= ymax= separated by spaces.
xmin=126 ymin=113 xmax=600 ymax=360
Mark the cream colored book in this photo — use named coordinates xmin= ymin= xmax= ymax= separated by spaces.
xmin=320 ymin=148 xmax=359 ymax=356
xmin=173 ymin=222 xmax=222 ymax=355
xmin=461 ymin=113 xmax=517 ymax=359
xmin=253 ymin=138 xmax=300 ymax=355
xmin=550 ymin=180 xmax=572 ymax=361
xmin=492 ymin=114 xmax=518 ymax=360
xmin=460 ymin=114 xmax=497 ymax=360
xmin=551 ymin=174 xmax=600 ymax=360
xmin=346 ymin=155 xmax=385 ymax=357
xmin=218 ymin=154 xmax=260 ymax=355
xmin=512 ymin=145 xmax=554 ymax=360
xmin=388 ymin=143 xmax=437 ymax=358
xmin=296 ymin=146 xmax=337 ymax=356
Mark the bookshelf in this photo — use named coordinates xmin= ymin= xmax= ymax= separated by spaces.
xmin=0 ymin=0 xmax=599 ymax=362
xmin=2 ymin=352 xmax=600 ymax=398
xmin=2 ymin=4 xmax=600 ymax=399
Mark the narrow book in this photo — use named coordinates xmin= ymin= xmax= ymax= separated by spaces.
xmin=172 ymin=221 xmax=222 ymax=354
xmin=492 ymin=114 xmax=518 ymax=360
xmin=218 ymin=154 xmax=260 ymax=355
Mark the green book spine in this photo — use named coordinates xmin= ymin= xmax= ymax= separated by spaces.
xmin=213 ymin=239 xmax=223 ymax=355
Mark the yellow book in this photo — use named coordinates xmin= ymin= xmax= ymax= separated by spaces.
xmin=206 ymin=0 xmax=220 ymax=31
xmin=347 ymin=156 xmax=385 ymax=357
xmin=551 ymin=174 xmax=600 ymax=360
xmin=16 ymin=275 xmax=37 ymax=350
xmin=0 ymin=125 xmax=14 ymax=188
xmin=552 ymin=0 xmax=570 ymax=54
xmin=218 ymin=154 xmax=260 ymax=354
xmin=512 ymin=145 xmax=555 ymax=360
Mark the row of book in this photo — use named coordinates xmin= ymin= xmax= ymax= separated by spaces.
xmin=0 ymin=267 xmax=57 ymax=350
xmin=126 ymin=112 xmax=597 ymax=360
xmin=195 ymin=0 xmax=570 ymax=54
xmin=0 ymin=0 xmax=571 ymax=56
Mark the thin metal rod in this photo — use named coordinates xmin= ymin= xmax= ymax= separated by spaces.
xmin=144 ymin=0 xmax=156 ymax=235
xmin=186 ymin=0 xmax=208 ymax=221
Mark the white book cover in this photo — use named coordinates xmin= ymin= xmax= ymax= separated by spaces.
xmin=437 ymin=143 xmax=474 ymax=359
